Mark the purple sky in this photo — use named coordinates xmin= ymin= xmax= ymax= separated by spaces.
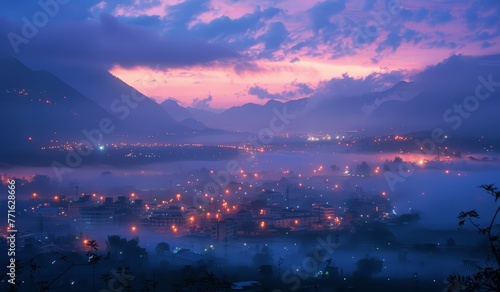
xmin=1 ymin=0 xmax=499 ymax=108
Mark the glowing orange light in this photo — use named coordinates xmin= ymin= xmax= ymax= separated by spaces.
xmin=131 ymin=193 xmax=135 ymax=197
xmin=131 ymin=226 xmax=137 ymax=232
xmin=445 ymin=170 xmax=450 ymax=174
xmin=260 ymin=221 xmax=265 ymax=228
xmin=225 ymin=189 xmax=230 ymax=194
xmin=54 ymin=196 xmax=59 ymax=200
xmin=83 ymin=239 xmax=88 ymax=245
xmin=32 ymin=193 xmax=37 ymax=198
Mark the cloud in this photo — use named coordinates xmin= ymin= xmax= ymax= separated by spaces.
xmin=1 ymin=13 xmax=238 ymax=70
xmin=463 ymin=0 xmax=500 ymax=30
xmin=233 ymin=61 xmax=265 ymax=75
xmin=376 ymin=28 xmax=423 ymax=53
xmin=399 ymin=8 xmax=429 ymax=23
xmin=292 ymin=82 xmax=315 ymax=95
xmin=481 ymin=41 xmax=495 ymax=49
xmin=308 ymin=0 xmax=347 ymax=33
xmin=429 ymin=10 xmax=454 ymax=26
xmin=248 ymin=81 xmax=315 ymax=101
xmin=190 ymin=7 xmax=282 ymax=51
xmin=164 ymin=0 xmax=211 ymax=31
xmin=422 ymin=40 xmax=461 ymax=49
xmin=191 ymin=94 xmax=213 ymax=109
xmin=313 ymin=70 xmax=408 ymax=103
xmin=257 ymin=21 xmax=289 ymax=59
xmin=248 ymin=85 xmax=287 ymax=100
xmin=362 ymin=0 xmax=377 ymax=12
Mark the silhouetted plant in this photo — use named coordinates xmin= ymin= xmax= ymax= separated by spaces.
xmin=352 ymin=256 xmax=383 ymax=280
xmin=446 ymin=184 xmax=500 ymax=291
xmin=26 ymin=239 xmax=106 ymax=292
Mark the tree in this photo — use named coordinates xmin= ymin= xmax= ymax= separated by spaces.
xmin=253 ymin=246 xmax=274 ymax=266
xmin=155 ymin=242 xmax=170 ymax=255
xmin=356 ymin=161 xmax=371 ymax=176
xmin=446 ymin=184 xmax=500 ymax=291
xmin=353 ymin=256 xmax=383 ymax=279
xmin=396 ymin=213 xmax=421 ymax=225
xmin=393 ymin=156 xmax=403 ymax=163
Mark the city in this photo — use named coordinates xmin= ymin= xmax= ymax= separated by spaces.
xmin=1 ymin=0 xmax=500 ymax=291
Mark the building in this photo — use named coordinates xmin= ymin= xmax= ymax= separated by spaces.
xmin=272 ymin=216 xmax=315 ymax=229
xmin=144 ymin=206 xmax=186 ymax=233
xmin=80 ymin=205 xmax=114 ymax=228
xmin=211 ymin=218 xmax=237 ymax=241
xmin=235 ymin=210 xmax=252 ymax=225
xmin=312 ymin=204 xmax=335 ymax=222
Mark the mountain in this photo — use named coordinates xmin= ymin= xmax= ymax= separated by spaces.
xmin=358 ymin=54 xmax=500 ymax=137
xmin=38 ymin=64 xmax=192 ymax=140
xmin=0 ymin=58 xmax=123 ymax=149
xmin=188 ymin=98 xmax=309 ymax=132
xmin=179 ymin=118 xmax=207 ymax=131
xmin=180 ymin=54 xmax=500 ymax=137
xmin=160 ymin=99 xmax=195 ymax=121
xmin=186 ymin=107 xmax=219 ymax=124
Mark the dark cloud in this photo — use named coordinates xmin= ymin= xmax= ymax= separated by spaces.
xmin=472 ymin=31 xmax=500 ymax=41
xmin=164 ymin=0 xmax=211 ymax=31
xmin=189 ymin=7 xmax=282 ymax=55
xmin=257 ymin=21 xmax=289 ymax=59
xmin=429 ymin=10 xmax=454 ymax=26
xmin=399 ymin=8 xmax=429 ymax=23
xmin=248 ymin=85 xmax=287 ymax=100
xmin=362 ymin=0 xmax=377 ymax=12
xmin=422 ymin=40 xmax=461 ymax=49
xmin=313 ymin=70 xmax=408 ymax=102
xmin=191 ymin=94 xmax=213 ymax=109
xmin=248 ymin=81 xmax=315 ymax=101
xmin=233 ymin=61 xmax=265 ymax=75
xmin=1 ymin=13 xmax=238 ymax=70
xmin=481 ymin=41 xmax=495 ymax=49
xmin=376 ymin=28 xmax=423 ymax=53
xmin=463 ymin=0 xmax=500 ymax=30
xmin=292 ymin=82 xmax=314 ymax=95
xmin=117 ymin=14 xmax=162 ymax=27
xmin=308 ymin=0 xmax=347 ymax=33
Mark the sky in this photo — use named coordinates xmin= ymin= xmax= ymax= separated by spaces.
xmin=1 ymin=0 xmax=499 ymax=109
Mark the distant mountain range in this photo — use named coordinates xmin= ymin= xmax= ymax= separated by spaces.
xmin=2 ymin=53 xmax=499 ymax=160
xmin=161 ymin=54 xmax=500 ymax=138
xmin=0 ymin=57 xmax=228 ymax=161
xmin=0 ymin=58 xmax=123 ymax=153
